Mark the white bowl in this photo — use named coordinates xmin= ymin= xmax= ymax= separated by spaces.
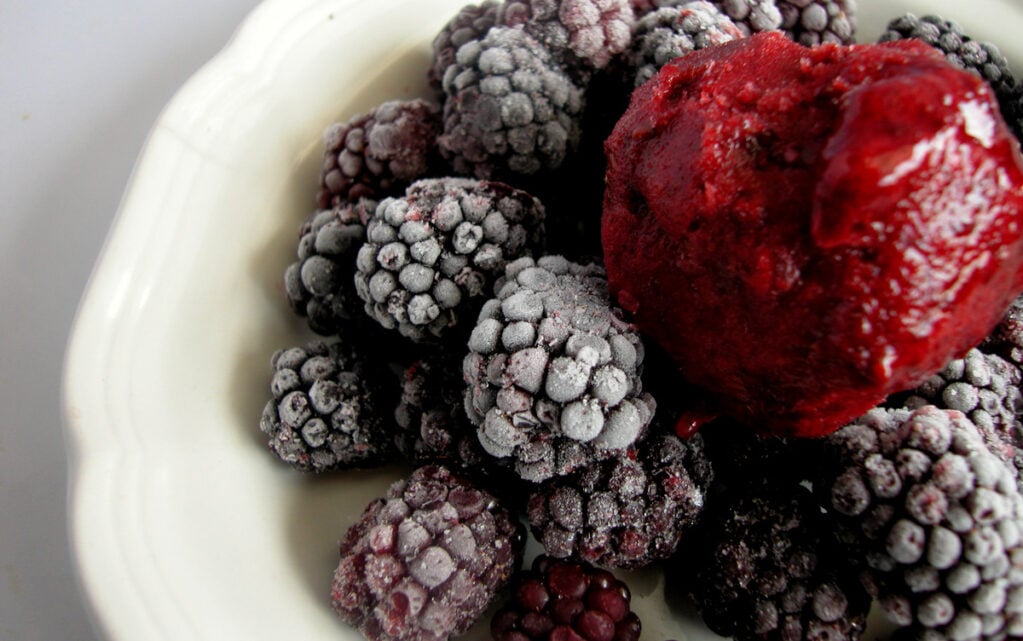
xmin=62 ymin=1 xmax=1023 ymax=640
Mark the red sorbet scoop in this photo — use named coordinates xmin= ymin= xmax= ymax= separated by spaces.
xmin=602 ymin=32 xmax=1023 ymax=437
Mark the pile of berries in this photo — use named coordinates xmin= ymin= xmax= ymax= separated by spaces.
xmin=254 ymin=1 xmax=1023 ymax=640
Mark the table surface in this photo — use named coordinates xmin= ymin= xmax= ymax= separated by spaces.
xmin=1 ymin=3 xmax=261 ymax=639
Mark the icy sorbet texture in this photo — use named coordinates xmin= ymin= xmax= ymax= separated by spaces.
xmin=602 ymin=32 xmax=1023 ymax=437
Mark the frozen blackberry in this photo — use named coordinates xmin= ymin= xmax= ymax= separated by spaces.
xmin=284 ymin=200 xmax=376 ymax=335
xmin=777 ymin=0 xmax=855 ymax=45
xmin=259 ymin=339 xmax=394 ymax=472
xmin=317 ymin=100 xmax=442 ymax=209
xmin=429 ymin=0 xmax=502 ymax=98
xmin=878 ymin=14 xmax=1020 ymax=131
xmin=704 ymin=0 xmax=782 ymax=37
xmin=353 ymin=177 xmax=545 ymax=342
xmin=680 ymin=480 xmax=871 ymax=641
xmin=527 ymin=433 xmax=713 ymax=568
xmin=394 ymin=352 xmax=488 ymax=469
xmin=496 ymin=0 xmax=635 ymax=77
xmin=982 ymin=294 xmax=1023 ymax=366
xmin=699 ymin=417 xmax=825 ymax=492
xmin=821 ymin=406 xmax=1023 ymax=640
xmin=897 ymin=348 xmax=1023 ymax=472
xmin=627 ymin=0 xmax=743 ymax=87
xmin=331 ymin=465 xmax=525 ymax=641
xmin=491 ymin=555 xmax=642 ymax=641
xmin=463 ymin=256 xmax=656 ymax=482
xmin=438 ymin=26 xmax=586 ymax=180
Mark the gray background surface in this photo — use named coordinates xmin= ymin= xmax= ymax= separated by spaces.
xmin=1 ymin=3 xmax=260 ymax=638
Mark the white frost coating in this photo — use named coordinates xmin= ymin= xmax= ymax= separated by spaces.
xmin=878 ymin=128 xmax=955 ymax=187
xmin=960 ymin=99 xmax=996 ymax=148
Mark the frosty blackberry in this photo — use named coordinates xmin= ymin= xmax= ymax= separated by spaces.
xmin=354 ymin=177 xmax=545 ymax=342
xmin=284 ymin=200 xmax=375 ymax=335
xmin=777 ymin=0 xmax=856 ymax=45
xmin=526 ymin=433 xmax=713 ymax=568
xmin=627 ymin=1 xmax=742 ymax=87
xmin=821 ymin=406 xmax=1023 ymax=640
xmin=260 ymin=339 xmax=394 ymax=472
xmin=318 ymin=99 xmax=442 ymax=208
xmin=331 ymin=465 xmax=524 ymax=641
xmin=463 ymin=256 xmax=656 ymax=482
xmin=438 ymin=26 xmax=585 ymax=179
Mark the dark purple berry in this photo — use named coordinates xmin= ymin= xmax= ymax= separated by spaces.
xmin=318 ymin=99 xmax=441 ymax=208
xmin=331 ymin=465 xmax=525 ymax=641
xmin=492 ymin=556 xmax=641 ymax=641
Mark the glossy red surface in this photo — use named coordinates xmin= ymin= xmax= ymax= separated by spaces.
xmin=602 ymin=32 xmax=1023 ymax=436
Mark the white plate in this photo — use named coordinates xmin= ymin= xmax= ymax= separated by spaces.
xmin=62 ymin=1 xmax=1023 ymax=640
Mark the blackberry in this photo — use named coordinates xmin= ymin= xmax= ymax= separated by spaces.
xmin=680 ymin=480 xmax=871 ymax=641
xmin=982 ymin=294 xmax=1023 ymax=367
xmin=496 ymin=0 xmax=636 ymax=77
xmin=428 ymin=1 xmax=502 ymax=98
xmin=353 ymin=177 xmax=545 ymax=342
xmin=394 ymin=351 xmax=488 ymax=469
xmin=777 ymin=0 xmax=855 ymax=46
xmin=259 ymin=339 xmax=394 ymax=472
xmin=699 ymin=417 xmax=825 ymax=492
xmin=878 ymin=14 xmax=1020 ymax=134
xmin=897 ymin=348 xmax=1023 ymax=473
xmin=330 ymin=465 xmax=525 ymax=641
xmin=490 ymin=555 xmax=642 ymax=641
xmin=463 ymin=256 xmax=656 ymax=482
xmin=627 ymin=0 xmax=743 ymax=87
xmin=704 ymin=0 xmax=782 ymax=37
xmin=821 ymin=406 xmax=1023 ymax=640
xmin=527 ymin=433 xmax=713 ymax=568
xmin=284 ymin=200 xmax=376 ymax=335
xmin=317 ymin=100 xmax=442 ymax=209
xmin=438 ymin=26 xmax=586 ymax=180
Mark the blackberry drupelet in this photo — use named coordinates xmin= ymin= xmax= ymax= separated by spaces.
xmin=463 ymin=255 xmax=656 ymax=482
xmin=353 ymin=177 xmax=545 ymax=342
xmin=681 ymin=480 xmax=871 ymax=641
xmin=429 ymin=0 xmax=502 ymax=98
xmin=331 ymin=465 xmax=525 ymax=641
xmin=627 ymin=0 xmax=743 ymax=87
xmin=704 ymin=0 xmax=782 ymax=37
xmin=496 ymin=0 xmax=636 ymax=77
xmin=491 ymin=555 xmax=642 ymax=641
xmin=878 ymin=14 xmax=1021 ymax=137
xmin=318 ymin=99 xmax=442 ymax=209
xmin=777 ymin=0 xmax=856 ymax=46
xmin=438 ymin=26 xmax=586 ymax=180
xmin=527 ymin=433 xmax=713 ymax=568
xmin=284 ymin=200 xmax=376 ymax=335
xmin=821 ymin=406 xmax=1023 ymax=640
xmin=259 ymin=339 xmax=394 ymax=472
